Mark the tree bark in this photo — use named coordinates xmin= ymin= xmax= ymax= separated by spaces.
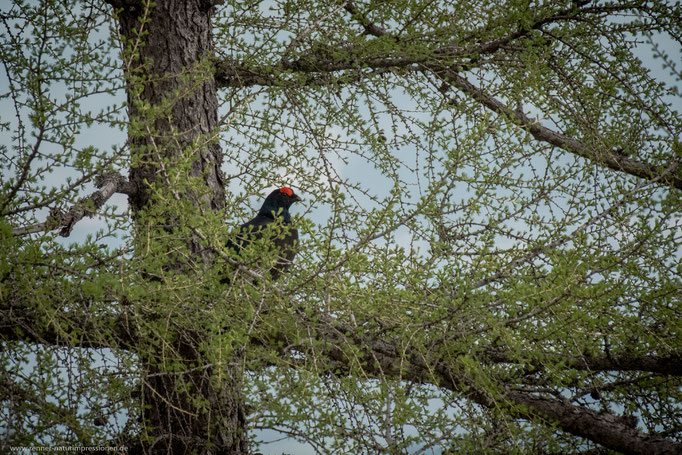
xmin=115 ymin=1 xmax=247 ymax=453
xmin=505 ymin=390 xmax=681 ymax=455
xmin=118 ymin=0 xmax=225 ymax=214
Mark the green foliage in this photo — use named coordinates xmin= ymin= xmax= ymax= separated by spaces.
xmin=2 ymin=0 xmax=681 ymax=453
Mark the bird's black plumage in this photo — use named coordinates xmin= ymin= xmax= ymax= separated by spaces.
xmin=226 ymin=187 xmax=301 ymax=281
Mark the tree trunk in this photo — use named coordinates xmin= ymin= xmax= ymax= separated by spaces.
xmin=115 ymin=1 xmax=248 ymax=453
xmin=118 ymin=0 xmax=225 ymax=214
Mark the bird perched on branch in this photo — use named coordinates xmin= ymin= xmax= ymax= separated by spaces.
xmin=225 ymin=187 xmax=302 ymax=282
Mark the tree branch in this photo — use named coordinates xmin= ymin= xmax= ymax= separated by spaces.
xmin=483 ymin=347 xmax=682 ymax=376
xmin=437 ymin=71 xmax=682 ymax=190
xmin=0 ymin=125 xmax=45 ymax=216
xmin=0 ymin=299 xmax=137 ymax=351
xmin=214 ymin=2 xmax=681 ymax=191
xmin=10 ymin=172 xmax=136 ymax=237
xmin=5 ymin=288 xmax=679 ymax=452
xmin=270 ymin=313 xmax=682 ymax=454
xmin=505 ymin=389 xmax=679 ymax=455
xmin=216 ymin=53 xmax=682 ymax=190
xmin=343 ymin=1 xmax=390 ymax=37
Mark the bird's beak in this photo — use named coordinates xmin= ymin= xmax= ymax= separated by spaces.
xmin=292 ymin=194 xmax=303 ymax=203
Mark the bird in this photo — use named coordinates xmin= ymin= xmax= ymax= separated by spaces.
xmin=225 ymin=187 xmax=302 ymax=282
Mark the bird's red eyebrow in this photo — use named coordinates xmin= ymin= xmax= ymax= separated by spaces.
xmin=279 ymin=187 xmax=293 ymax=197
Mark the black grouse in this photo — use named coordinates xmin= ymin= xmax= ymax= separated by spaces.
xmin=226 ymin=187 xmax=302 ymax=282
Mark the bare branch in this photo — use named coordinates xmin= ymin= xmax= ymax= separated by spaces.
xmin=0 ymin=127 xmax=45 ymax=216
xmin=10 ymin=172 xmax=136 ymax=237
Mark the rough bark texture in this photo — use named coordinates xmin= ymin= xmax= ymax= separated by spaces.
xmin=119 ymin=0 xmax=225 ymax=213
xmin=505 ymin=390 xmax=681 ymax=455
xmin=115 ymin=1 xmax=247 ymax=453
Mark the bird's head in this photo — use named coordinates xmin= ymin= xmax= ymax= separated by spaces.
xmin=258 ymin=187 xmax=302 ymax=222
